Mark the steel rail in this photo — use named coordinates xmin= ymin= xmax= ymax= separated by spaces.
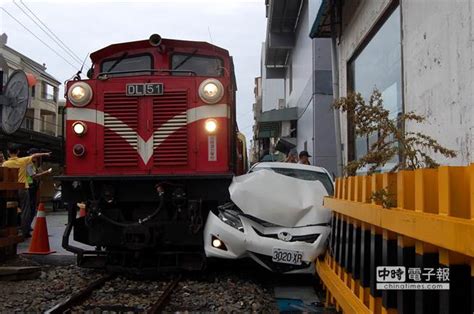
xmin=45 ymin=274 xmax=116 ymax=314
xmin=147 ymin=275 xmax=182 ymax=314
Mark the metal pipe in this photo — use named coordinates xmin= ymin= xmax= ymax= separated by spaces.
xmin=97 ymin=193 xmax=164 ymax=227
xmin=330 ymin=0 xmax=343 ymax=177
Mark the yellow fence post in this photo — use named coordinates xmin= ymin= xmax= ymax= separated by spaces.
xmin=469 ymin=164 xmax=474 ymax=219
xmin=439 ymin=166 xmax=470 ymax=218
xmin=362 ymin=175 xmax=372 ymax=203
xmin=355 ymin=176 xmax=363 ymax=202
xmin=397 ymin=170 xmax=415 ymax=210
xmin=371 ymin=174 xmax=384 ymax=205
xmin=342 ymin=177 xmax=349 ymax=200
xmin=415 ymin=168 xmax=439 ymax=214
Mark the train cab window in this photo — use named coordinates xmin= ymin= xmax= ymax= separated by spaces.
xmin=101 ymin=54 xmax=152 ymax=77
xmin=171 ymin=53 xmax=223 ymax=76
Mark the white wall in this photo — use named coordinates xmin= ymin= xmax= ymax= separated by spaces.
xmin=336 ymin=0 xmax=472 ymax=166
xmin=261 ymin=42 xmax=285 ymax=112
xmin=262 ymin=78 xmax=285 ymax=112
xmin=281 ymin=121 xmax=292 ymax=137
xmin=285 ymin=3 xmax=314 ymax=156
xmin=402 ymin=0 xmax=473 ymax=165
xmin=286 ymin=5 xmax=313 ymax=109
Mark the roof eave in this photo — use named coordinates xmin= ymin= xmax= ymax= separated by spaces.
xmin=309 ymin=0 xmax=332 ymax=39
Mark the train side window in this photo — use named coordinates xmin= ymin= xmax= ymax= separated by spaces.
xmin=101 ymin=54 xmax=152 ymax=77
xmin=171 ymin=53 xmax=223 ymax=77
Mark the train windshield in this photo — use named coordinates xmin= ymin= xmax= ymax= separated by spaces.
xmin=171 ymin=53 xmax=223 ymax=76
xmin=101 ymin=54 xmax=152 ymax=77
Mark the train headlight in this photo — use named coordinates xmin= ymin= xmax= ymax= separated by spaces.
xmin=72 ymin=121 xmax=87 ymax=136
xmin=68 ymin=82 xmax=93 ymax=107
xmin=199 ymin=79 xmax=224 ymax=104
xmin=204 ymin=119 xmax=217 ymax=133
xmin=73 ymin=144 xmax=86 ymax=157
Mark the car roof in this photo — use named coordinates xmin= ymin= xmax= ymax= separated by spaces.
xmin=251 ymin=162 xmax=329 ymax=173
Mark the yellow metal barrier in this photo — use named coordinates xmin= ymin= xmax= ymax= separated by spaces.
xmin=318 ymin=164 xmax=474 ymax=314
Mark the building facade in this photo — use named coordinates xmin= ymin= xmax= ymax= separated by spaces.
xmin=311 ymin=0 xmax=473 ymax=170
xmin=0 ymin=33 xmax=61 ymax=137
xmin=0 ymin=33 xmax=63 ymax=204
xmin=253 ymin=0 xmax=337 ymax=174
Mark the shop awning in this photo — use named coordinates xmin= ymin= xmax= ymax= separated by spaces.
xmin=258 ymin=107 xmax=297 ymax=123
xmin=257 ymin=122 xmax=280 ymax=139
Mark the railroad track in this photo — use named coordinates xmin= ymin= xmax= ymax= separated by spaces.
xmin=45 ymin=274 xmax=181 ymax=314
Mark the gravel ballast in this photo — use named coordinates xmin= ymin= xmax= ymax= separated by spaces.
xmin=0 ymin=258 xmax=104 ymax=313
xmin=0 ymin=258 xmax=282 ymax=313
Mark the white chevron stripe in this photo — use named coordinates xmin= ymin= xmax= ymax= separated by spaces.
xmin=67 ymin=104 xmax=229 ymax=165
xmin=187 ymin=104 xmax=229 ymax=123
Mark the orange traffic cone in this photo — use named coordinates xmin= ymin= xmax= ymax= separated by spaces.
xmin=77 ymin=202 xmax=86 ymax=218
xmin=24 ymin=203 xmax=55 ymax=255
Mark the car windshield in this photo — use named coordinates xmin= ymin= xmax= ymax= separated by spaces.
xmin=252 ymin=167 xmax=334 ymax=195
xmin=171 ymin=53 xmax=223 ymax=76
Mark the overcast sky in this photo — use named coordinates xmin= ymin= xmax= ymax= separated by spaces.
xmin=0 ymin=0 xmax=266 ymax=145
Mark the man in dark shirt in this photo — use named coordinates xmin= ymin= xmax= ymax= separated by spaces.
xmin=299 ymin=151 xmax=311 ymax=165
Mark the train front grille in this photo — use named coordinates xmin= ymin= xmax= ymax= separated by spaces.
xmin=103 ymin=91 xmax=139 ymax=167
xmin=153 ymin=91 xmax=188 ymax=166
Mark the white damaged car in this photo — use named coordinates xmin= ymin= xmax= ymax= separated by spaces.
xmin=204 ymin=162 xmax=334 ymax=274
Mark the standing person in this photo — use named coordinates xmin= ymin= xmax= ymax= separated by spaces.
xmin=298 ymin=151 xmax=311 ymax=165
xmin=285 ymin=148 xmax=298 ymax=163
xmin=26 ymin=149 xmax=52 ymax=230
xmin=2 ymin=144 xmax=51 ymax=238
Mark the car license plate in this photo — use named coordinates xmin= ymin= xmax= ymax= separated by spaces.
xmin=272 ymin=248 xmax=303 ymax=265
xmin=126 ymin=83 xmax=163 ymax=96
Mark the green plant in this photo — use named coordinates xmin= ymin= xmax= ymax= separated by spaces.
xmin=334 ymin=90 xmax=457 ymax=176
xmin=371 ymin=188 xmax=396 ymax=209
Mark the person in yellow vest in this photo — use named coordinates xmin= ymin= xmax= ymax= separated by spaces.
xmin=2 ymin=144 xmax=51 ymax=238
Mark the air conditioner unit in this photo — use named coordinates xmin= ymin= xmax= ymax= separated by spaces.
xmin=278 ymin=98 xmax=285 ymax=109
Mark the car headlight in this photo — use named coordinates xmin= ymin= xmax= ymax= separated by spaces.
xmin=199 ymin=79 xmax=224 ymax=104
xmin=218 ymin=209 xmax=244 ymax=232
xmin=204 ymin=119 xmax=217 ymax=133
xmin=68 ymin=82 xmax=93 ymax=107
xmin=72 ymin=121 xmax=87 ymax=136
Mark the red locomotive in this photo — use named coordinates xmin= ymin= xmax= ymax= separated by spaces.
xmin=60 ymin=34 xmax=247 ymax=271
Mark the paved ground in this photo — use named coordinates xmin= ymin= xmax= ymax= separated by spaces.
xmin=18 ymin=210 xmax=93 ymax=256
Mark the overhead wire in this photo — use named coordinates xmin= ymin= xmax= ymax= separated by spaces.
xmin=17 ymin=0 xmax=85 ymax=66
xmin=1 ymin=7 xmax=78 ymax=70
xmin=13 ymin=0 xmax=82 ymax=66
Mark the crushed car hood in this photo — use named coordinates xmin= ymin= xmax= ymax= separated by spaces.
xmin=229 ymin=170 xmax=331 ymax=227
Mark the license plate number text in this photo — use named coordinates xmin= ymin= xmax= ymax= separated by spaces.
xmin=272 ymin=248 xmax=304 ymax=265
